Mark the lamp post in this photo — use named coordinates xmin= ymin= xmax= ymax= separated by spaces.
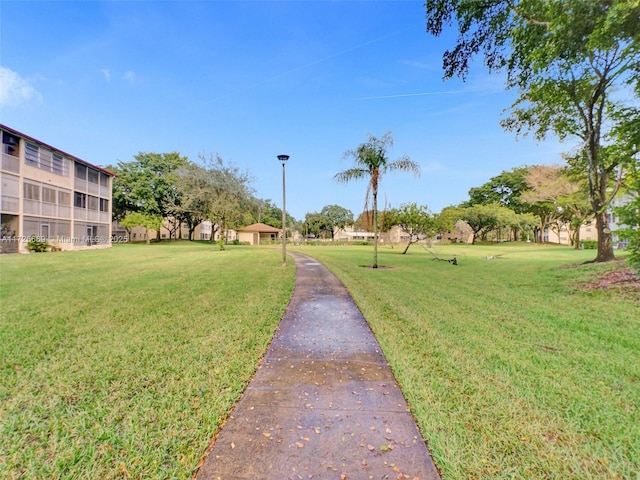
xmin=277 ymin=154 xmax=289 ymax=266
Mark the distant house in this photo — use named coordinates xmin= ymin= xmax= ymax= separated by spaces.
xmin=1 ymin=124 xmax=116 ymax=253
xmin=543 ymin=221 xmax=598 ymax=245
xmin=544 ymin=195 xmax=633 ymax=248
xmin=608 ymin=193 xmax=634 ymax=249
xmin=333 ymin=225 xmax=376 ymax=242
xmin=112 ymin=218 xmax=239 ymax=243
xmin=237 ymin=223 xmax=281 ymax=245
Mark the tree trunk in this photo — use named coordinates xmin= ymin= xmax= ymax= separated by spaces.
xmin=372 ymin=191 xmax=378 ymax=268
xmin=586 ymin=123 xmax=615 ymax=262
xmin=572 ymin=224 xmax=580 ymax=250
xmin=594 ymin=209 xmax=615 ymax=262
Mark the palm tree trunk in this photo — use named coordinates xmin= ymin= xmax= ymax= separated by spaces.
xmin=372 ymin=190 xmax=378 ymax=268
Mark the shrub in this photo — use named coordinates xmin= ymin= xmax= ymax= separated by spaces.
xmin=27 ymin=236 xmax=50 ymax=252
xmin=614 ymin=168 xmax=639 ymax=273
xmin=580 ymin=240 xmax=598 ymax=250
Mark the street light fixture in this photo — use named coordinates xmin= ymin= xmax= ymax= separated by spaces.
xmin=278 ymin=154 xmax=289 ymax=266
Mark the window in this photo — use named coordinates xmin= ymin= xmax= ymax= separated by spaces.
xmin=88 ymin=168 xmax=99 ymax=184
xmin=74 ymin=192 xmax=86 ymax=208
xmin=99 ymin=172 xmax=109 ymax=187
xmin=59 ymin=190 xmax=71 ymax=206
xmin=88 ymin=195 xmax=98 ymax=210
xmin=1 ymin=173 xmax=19 ymax=212
xmin=2 ymin=132 xmax=19 ymax=156
xmin=74 ymin=163 xmax=87 ymax=180
xmin=99 ymin=198 xmax=109 ymax=212
xmin=42 ymin=187 xmax=57 ymax=204
xmin=52 ymin=153 xmax=64 ymax=175
xmin=24 ymin=182 xmax=40 ymax=200
xmin=25 ymin=142 xmax=39 ymax=166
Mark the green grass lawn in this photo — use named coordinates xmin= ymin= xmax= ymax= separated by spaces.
xmin=1 ymin=241 xmax=638 ymax=479
xmin=0 ymin=242 xmax=294 ymax=479
xmin=292 ymin=242 xmax=639 ymax=479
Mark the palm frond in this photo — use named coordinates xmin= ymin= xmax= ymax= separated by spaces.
xmin=385 ymin=156 xmax=422 ymax=178
xmin=334 ymin=168 xmax=369 ymax=183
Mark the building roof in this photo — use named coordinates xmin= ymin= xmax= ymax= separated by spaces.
xmin=0 ymin=124 xmax=117 ymax=177
xmin=237 ymin=222 xmax=281 ymax=233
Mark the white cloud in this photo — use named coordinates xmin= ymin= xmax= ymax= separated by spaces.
xmin=122 ymin=70 xmax=136 ymax=86
xmin=0 ymin=67 xmax=42 ymax=107
xmin=100 ymin=69 xmax=111 ymax=82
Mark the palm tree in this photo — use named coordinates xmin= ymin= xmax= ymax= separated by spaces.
xmin=334 ymin=132 xmax=421 ymax=268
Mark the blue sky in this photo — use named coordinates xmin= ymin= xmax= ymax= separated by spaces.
xmin=1 ymin=0 xmax=567 ymax=221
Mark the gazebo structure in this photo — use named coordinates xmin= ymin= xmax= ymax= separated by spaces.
xmin=236 ymin=222 xmax=281 ymax=245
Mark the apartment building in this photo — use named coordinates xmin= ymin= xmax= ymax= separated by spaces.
xmin=0 ymin=124 xmax=115 ymax=253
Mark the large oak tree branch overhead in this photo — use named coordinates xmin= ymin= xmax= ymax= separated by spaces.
xmin=425 ymin=0 xmax=640 ymax=263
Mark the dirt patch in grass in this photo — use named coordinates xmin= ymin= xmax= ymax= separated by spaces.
xmin=586 ymin=266 xmax=640 ymax=289
xmin=575 ymin=259 xmax=640 ymax=296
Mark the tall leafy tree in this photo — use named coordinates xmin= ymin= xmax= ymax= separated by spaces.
xmin=521 ymin=165 xmax=592 ymax=247
xmin=388 ymin=203 xmax=437 ymax=254
xmin=460 ymin=203 xmax=516 ymax=244
xmin=320 ymin=205 xmax=354 ymax=240
xmin=464 ymin=166 xmax=531 ymax=214
xmin=200 ymin=154 xmax=255 ymax=244
xmin=110 ymin=152 xmax=187 ymax=239
xmin=249 ymin=199 xmax=287 ymax=229
xmin=425 ymin=0 xmax=640 ymax=262
xmin=610 ymin=105 xmax=640 ymax=271
xmin=303 ymin=212 xmax=330 ymax=239
xmin=435 ymin=205 xmax=463 ymax=238
xmin=120 ymin=212 xmax=163 ymax=245
xmin=335 ymin=132 xmax=421 ymax=268
xmin=172 ymin=162 xmax=210 ymax=240
xmin=614 ymin=164 xmax=640 ymax=273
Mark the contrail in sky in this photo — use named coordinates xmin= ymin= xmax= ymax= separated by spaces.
xmin=212 ymin=27 xmax=409 ymax=102
xmin=356 ymin=87 xmax=498 ymax=100
xmin=271 ymin=28 xmax=409 ymax=80
xmin=357 ymin=90 xmax=468 ymax=100
xmin=358 ymin=90 xmax=465 ymax=100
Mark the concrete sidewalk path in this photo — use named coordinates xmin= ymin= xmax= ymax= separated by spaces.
xmin=195 ymin=252 xmax=441 ymax=480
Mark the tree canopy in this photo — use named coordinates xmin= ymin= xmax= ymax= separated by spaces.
xmin=110 ymin=152 xmax=258 ymax=242
xmin=120 ymin=212 xmax=163 ymax=244
xmin=320 ymin=205 xmax=354 ymax=240
xmin=110 ymin=152 xmax=187 ymax=230
xmin=464 ymin=166 xmax=531 ymax=214
xmin=388 ymin=203 xmax=437 ymax=254
xmin=425 ymin=0 xmax=640 ymax=262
